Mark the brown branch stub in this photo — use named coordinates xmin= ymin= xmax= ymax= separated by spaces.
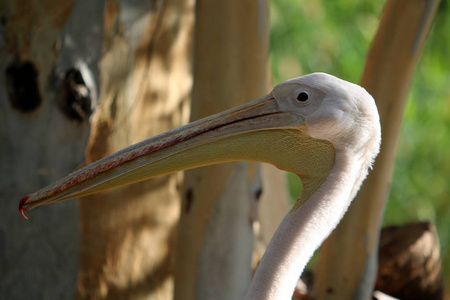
xmin=376 ymin=222 xmax=443 ymax=300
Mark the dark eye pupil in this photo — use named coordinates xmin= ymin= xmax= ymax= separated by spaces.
xmin=297 ymin=92 xmax=309 ymax=102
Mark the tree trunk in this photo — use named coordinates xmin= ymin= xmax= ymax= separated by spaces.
xmin=0 ymin=1 xmax=194 ymax=299
xmin=315 ymin=1 xmax=441 ymax=299
xmin=78 ymin=0 xmax=193 ymax=299
xmin=0 ymin=1 xmax=103 ymax=299
xmin=175 ymin=1 xmax=269 ymax=299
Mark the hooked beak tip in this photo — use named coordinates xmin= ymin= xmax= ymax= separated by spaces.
xmin=19 ymin=195 xmax=30 ymax=220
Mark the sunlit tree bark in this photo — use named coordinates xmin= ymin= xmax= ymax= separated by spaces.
xmin=79 ymin=0 xmax=193 ymax=299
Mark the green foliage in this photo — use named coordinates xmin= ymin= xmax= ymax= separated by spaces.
xmin=271 ymin=0 xmax=450 ymax=282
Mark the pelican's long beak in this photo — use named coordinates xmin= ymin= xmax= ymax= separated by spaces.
xmin=19 ymin=94 xmax=306 ymax=219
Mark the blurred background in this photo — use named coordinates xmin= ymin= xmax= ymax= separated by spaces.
xmin=270 ymin=0 xmax=450 ymax=287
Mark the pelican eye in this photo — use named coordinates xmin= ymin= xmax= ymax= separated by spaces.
xmin=296 ymin=92 xmax=309 ymax=102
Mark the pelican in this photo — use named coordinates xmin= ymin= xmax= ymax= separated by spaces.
xmin=19 ymin=73 xmax=381 ymax=300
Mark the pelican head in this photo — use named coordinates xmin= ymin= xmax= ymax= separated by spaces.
xmin=278 ymin=73 xmax=380 ymax=157
xmin=19 ymin=72 xmax=380 ymax=218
